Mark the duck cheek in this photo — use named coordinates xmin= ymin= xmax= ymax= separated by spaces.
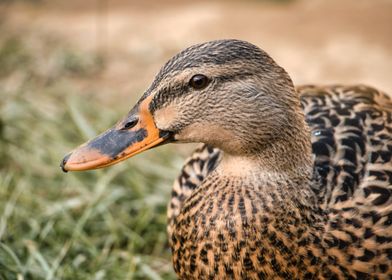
xmin=173 ymin=122 xmax=209 ymax=143
xmin=173 ymin=122 xmax=240 ymax=151
xmin=154 ymin=103 xmax=180 ymax=131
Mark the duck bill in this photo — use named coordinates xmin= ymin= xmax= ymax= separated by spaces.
xmin=61 ymin=96 xmax=170 ymax=172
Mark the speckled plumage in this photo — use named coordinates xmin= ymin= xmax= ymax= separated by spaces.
xmin=168 ymin=84 xmax=392 ymax=279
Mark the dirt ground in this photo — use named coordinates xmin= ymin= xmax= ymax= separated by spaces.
xmin=3 ymin=0 xmax=392 ymax=96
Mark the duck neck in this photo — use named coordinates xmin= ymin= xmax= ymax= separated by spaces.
xmin=213 ymin=117 xmax=317 ymax=221
xmin=217 ymin=119 xmax=313 ymax=184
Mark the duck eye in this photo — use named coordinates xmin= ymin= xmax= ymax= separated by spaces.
xmin=189 ymin=74 xmax=209 ymax=90
xmin=123 ymin=119 xmax=138 ymax=129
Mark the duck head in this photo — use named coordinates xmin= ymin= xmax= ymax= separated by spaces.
xmin=61 ymin=39 xmax=308 ymax=172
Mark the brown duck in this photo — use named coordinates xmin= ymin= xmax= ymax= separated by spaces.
xmin=61 ymin=39 xmax=392 ymax=279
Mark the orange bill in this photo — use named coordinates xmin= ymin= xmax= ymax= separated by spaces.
xmin=60 ymin=95 xmax=172 ymax=172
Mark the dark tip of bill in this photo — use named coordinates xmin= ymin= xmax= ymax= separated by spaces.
xmin=60 ymin=153 xmax=71 ymax=173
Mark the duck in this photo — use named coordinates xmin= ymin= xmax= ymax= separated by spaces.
xmin=61 ymin=39 xmax=392 ymax=279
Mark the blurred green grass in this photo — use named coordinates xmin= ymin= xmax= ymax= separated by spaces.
xmin=0 ymin=29 xmax=182 ymax=279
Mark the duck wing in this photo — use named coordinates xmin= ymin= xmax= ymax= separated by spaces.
xmin=300 ymin=85 xmax=392 ymax=210
xmin=302 ymin=86 xmax=392 ymax=277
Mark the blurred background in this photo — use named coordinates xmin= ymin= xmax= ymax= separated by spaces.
xmin=0 ymin=0 xmax=391 ymax=279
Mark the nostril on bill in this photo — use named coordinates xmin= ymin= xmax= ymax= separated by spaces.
xmin=123 ymin=118 xmax=139 ymax=129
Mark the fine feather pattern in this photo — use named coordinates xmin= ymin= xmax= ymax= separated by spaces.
xmin=168 ymin=85 xmax=392 ymax=279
